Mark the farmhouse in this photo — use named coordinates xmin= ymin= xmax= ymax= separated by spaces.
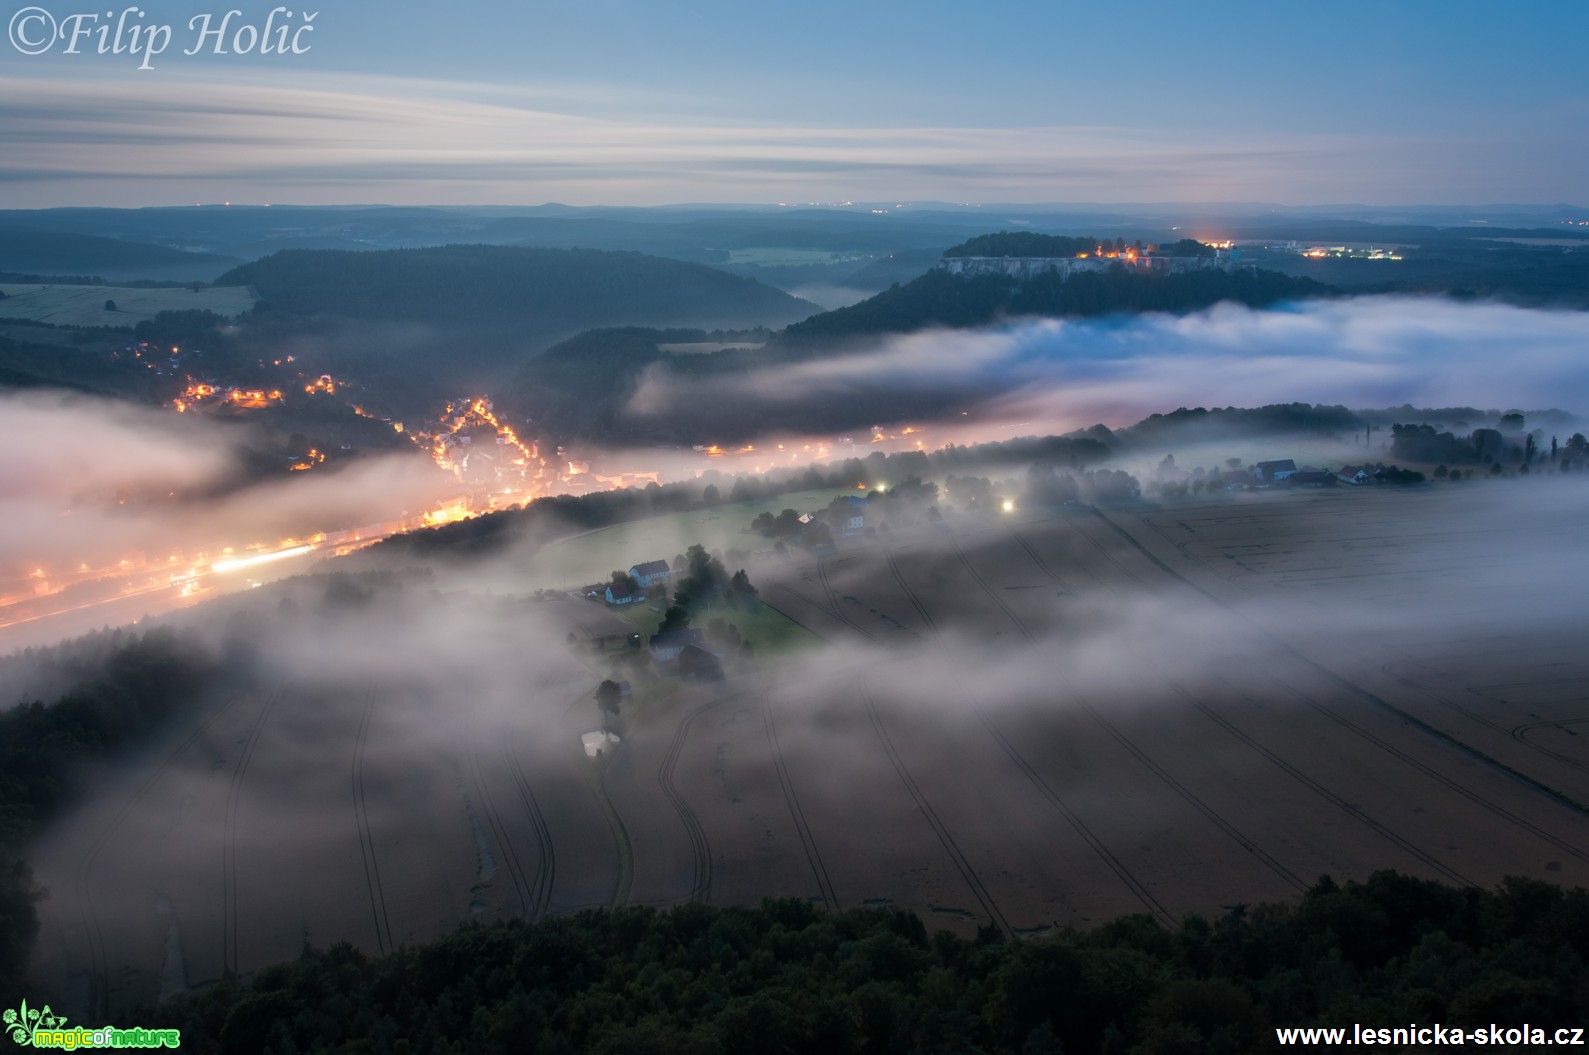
xmin=842 ymin=496 xmax=868 ymax=537
xmin=650 ymin=628 xmax=705 ymax=663
xmin=604 ymin=582 xmax=641 ymax=605
xmin=1252 ymin=459 xmax=1297 ymax=481
xmin=1287 ymin=468 xmax=1337 ymax=487
xmin=629 ymin=560 xmax=671 ymax=588
xmin=678 ymin=643 xmax=723 ymax=680
xmin=1337 ymin=464 xmax=1373 ymax=485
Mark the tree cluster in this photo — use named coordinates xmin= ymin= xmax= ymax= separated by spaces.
xmin=0 ymin=627 xmax=224 ymax=995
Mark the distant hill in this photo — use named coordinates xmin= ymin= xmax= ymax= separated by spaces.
xmin=0 ymin=225 xmax=241 ymax=282
xmin=776 ymin=265 xmax=1331 ymax=348
xmin=220 ymin=245 xmax=816 ymax=333
xmin=209 ymin=245 xmax=817 ymax=406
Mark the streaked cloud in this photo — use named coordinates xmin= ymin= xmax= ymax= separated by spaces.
xmin=0 ymin=69 xmax=1558 ymax=206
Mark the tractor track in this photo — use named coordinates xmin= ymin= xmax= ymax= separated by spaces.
xmin=503 ymin=739 xmax=557 ymax=919
xmin=883 ymin=540 xmax=1175 ymax=927
xmin=351 ymin=689 xmax=393 ymax=955
xmin=762 ymin=701 xmax=838 ymax=909
xmin=222 ymin=688 xmax=285 ymax=976
xmin=1511 ymin=718 xmax=1589 ymax=776
xmin=658 ymin=701 xmax=716 ymax=904
xmin=1065 ymin=509 xmax=1589 ymax=866
xmin=860 ymin=679 xmax=1011 ymax=936
xmin=465 ymin=738 xmax=532 ymax=918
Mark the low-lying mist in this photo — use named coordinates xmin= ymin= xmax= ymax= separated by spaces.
xmin=625 ymin=295 xmax=1589 ymax=437
xmin=0 ymin=389 xmax=455 ymax=582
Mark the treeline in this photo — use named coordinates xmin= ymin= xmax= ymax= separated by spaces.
xmin=0 ymin=627 xmax=224 ymax=996
xmin=367 ymin=436 xmax=1114 ymax=562
xmin=1115 ymin=403 xmax=1366 ymax=447
xmin=145 ymin=871 xmax=1589 ymax=1054
xmin=942 ymin=232 xmax=1215 ymax=259
xmin=1391 ymin=422 xmax=1589 ymax=469
xmin=944 ymin=231 xmax=1099 ymax=257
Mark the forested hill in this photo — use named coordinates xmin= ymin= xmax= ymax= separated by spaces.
xmin=944 ymin=231 xmax=1099 ymax=257
xmin=218 ymin=245 xmax=818 ymax=336
xmin=775 ymin=265 xmax=1331 ymax=348
xmin=0 ymin=225 xmax=241 ymax=282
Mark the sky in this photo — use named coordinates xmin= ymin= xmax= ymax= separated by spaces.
xmin=2 ymin=0 xmax=1587 ymax=206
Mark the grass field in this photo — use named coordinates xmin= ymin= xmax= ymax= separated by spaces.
xmin=0 ymin=283 xmax=258 ymax=328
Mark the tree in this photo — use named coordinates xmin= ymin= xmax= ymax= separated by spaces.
xmin=104 ymin=299 xmax=117 ymax=312
xmin=728 ymin=569 xmax=759 ymax=609
xmin=657 ymin=605 xmax=690 ymax=635
xmin=594 ymin=680 xmax=621 ymax=717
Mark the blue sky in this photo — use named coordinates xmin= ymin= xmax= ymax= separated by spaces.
xmin=2 ymin=0 xmax=1585 ymax=206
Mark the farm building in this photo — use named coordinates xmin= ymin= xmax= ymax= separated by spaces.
xmin=1287 ymin=468 xmax=1336 ymax=487
xmin=842 ymin=496 xmax=868 ymax=537
xmin=604 ymin=582 xmax=641 ymax=605
xmin=678 ymin=643 xmax=723 ymax=680
xmin=1252 ymin=459 xmax=1297 ymax=481
xmin=629 ymin=560 xmax=671 ymax=588
xmin=650 ymin=628 xmax=705 ymax=662
xmin=1337 ymin=464 xmax=1373 ymax=485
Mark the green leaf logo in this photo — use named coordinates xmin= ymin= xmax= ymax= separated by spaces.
xmin=5 ymin=998 xmax=31 ymax=1047
xmin=4 ymin=999 xmax=66 ymax=1047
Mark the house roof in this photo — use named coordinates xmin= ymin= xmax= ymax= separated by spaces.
xmin=631 ymin=559 xmax=670 ymax=577
xmin=650 ymin=628 xmax=705 ymax=650
xmin=1255 ymin=459 xmax=1297 ymax=472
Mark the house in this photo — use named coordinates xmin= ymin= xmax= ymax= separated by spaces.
xmin=649 ymin=628 xmax=705 ymax=663
xmin=678 ymin=643 xmax=723 ymax=680
xmin=842 ymin=496 xmax=868 ymax=537
xmin=1252 ymin=459 xmax=1297 ymax=481
xmin=629 ymin=560 xmax=671 ymax=588
xmin=604 ymin=582 xmax=640 ymax=605
xmin=1287 ymin=469 xmax=1336 ymax=487
xmin=1223 ymin=471 xmax=1252 ymax=490
xmin=1337 ymin=464 xmax=1372 ymax=485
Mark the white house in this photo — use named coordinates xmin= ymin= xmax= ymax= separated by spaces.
xmin=628 ymin=560 xmax=671 ymax=588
